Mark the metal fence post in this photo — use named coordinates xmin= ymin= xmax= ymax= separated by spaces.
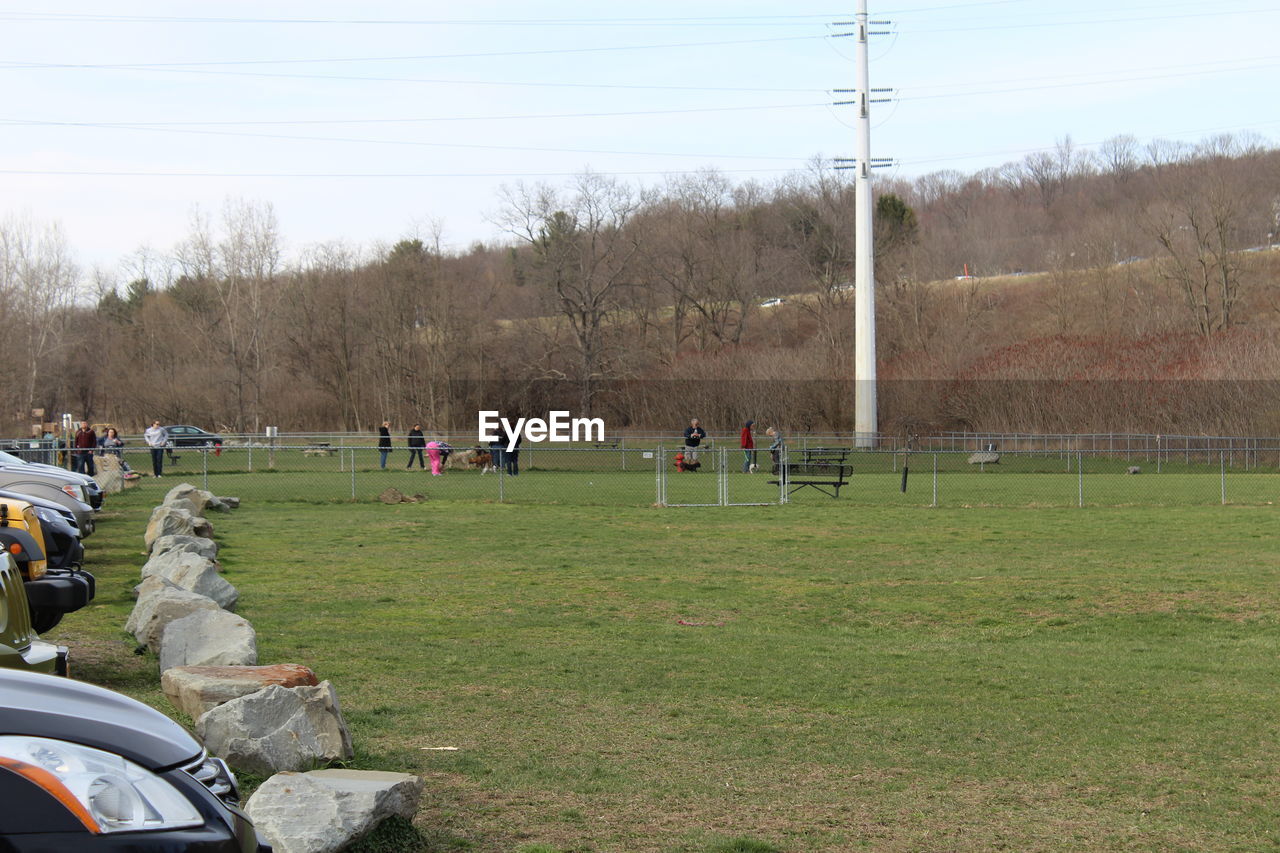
xmin=1077 ymin=451 xmax=1083 ymax=508
xmin=350 ymin=448 xmax=356 ymax=500
xmin=1220 ymin=450 xmax=1226 ymax=505
xmin=499 ymin=458 xmax=505 ymax=503
xmin=932 ymin=453 xmax=938 ymax=507
xmin=202 ymin=447 xmax=208 ymax=490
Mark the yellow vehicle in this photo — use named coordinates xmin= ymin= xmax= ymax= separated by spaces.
xmin=0 ymin=498 xmax=47 ymax=580
xmin=0 ymin=496 xmax=94 ymax=634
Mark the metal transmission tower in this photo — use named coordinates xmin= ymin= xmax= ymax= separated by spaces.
xmin=835 ymin=4 xmax=893 ymax=447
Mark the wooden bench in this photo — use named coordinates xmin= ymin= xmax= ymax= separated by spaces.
xmin=769 ymin=447 xmax=852 ymax=498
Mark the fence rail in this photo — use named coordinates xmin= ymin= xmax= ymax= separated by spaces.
xmin=10 ymin=441 xmax=1275 ymax=509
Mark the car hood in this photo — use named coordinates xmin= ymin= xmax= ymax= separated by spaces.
xmin=0 ymin=670 xmax=200 ymax=769
xmin=0 ymin=490 xmax=79 ymax=531
xmin=6 ymin=463 xmax=97 ymax=488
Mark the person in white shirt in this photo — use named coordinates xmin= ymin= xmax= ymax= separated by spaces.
xmin=143 ymin=421 xmax=169 ymax=478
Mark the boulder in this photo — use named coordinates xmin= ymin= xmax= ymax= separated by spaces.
xmin=245 ymin=769 xmax=424 ymax=853
xmin=162 ymin=664 xmax=320 ymax=720
xmin=151 ymin=533 xmax=219 ymax=562
xmin=140 ymin=551 xmax=237 ymax=610
xmin=196 ymin=682 xmax=353 ymax=776
xmin=377 ymin=488 xmax=427 ymax=504
xmin=165 ymin=483 xmax=233 ymax=514
xmin=126 ymin=576 xmax=222 ymax=650
xmin=144 ymin=505 xmax=214 ymax=552
xmin=158 ymin=610 xmax=257 ymax=672
xmin=94 ymin=454 xmax=127 ymax=493
xmin=967 ymin=451 xmax=1000 ymax=465
xmin=1126 ymin=466 xmax=1141 ymax=475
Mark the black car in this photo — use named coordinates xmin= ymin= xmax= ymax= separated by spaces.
xmin=162 ymin=426 xmax=224 ymax=449
xmin=0 ymin=669 xmax=269 ymax=850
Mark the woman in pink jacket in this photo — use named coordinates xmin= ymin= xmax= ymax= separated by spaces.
xmin=426 ymin=441 xmax=444 ymax=475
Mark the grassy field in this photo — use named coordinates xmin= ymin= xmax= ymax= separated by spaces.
xmin=56 ymin=483 xmax=1280 ymax=852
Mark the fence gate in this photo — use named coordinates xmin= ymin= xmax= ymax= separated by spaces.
xmin=658 ymin=447 xmax=782 ymax=507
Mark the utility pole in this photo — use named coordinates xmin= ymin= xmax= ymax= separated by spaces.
xmin=853 ymin=0 xmax=877 ymax=447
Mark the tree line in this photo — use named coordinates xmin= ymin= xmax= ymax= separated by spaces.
xmin=4 ymin=133 xmax=1279 ymax=438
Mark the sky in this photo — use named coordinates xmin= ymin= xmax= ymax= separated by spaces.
xmin=2 ymin=0 xmax=1279 ymax=274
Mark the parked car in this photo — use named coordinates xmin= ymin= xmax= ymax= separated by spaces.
xmin=759 ymin=297 xmax=786 ymax=308
xmin=0 ymin=450 xmax=103 ymax=510
xmin=0 ymin=554 xmax=68 ymax=675
xmin=0 ymin=669 xmax=269 ymax=850
xmin=0 ymin=499 xmax=94 ymax=634
xmin=0 ymin=469 xmax=94 ymax=535
xmin=162 ymin=425 xmax=224 ymax=449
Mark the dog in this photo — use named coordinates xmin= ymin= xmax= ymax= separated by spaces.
xmin=462 ymin=447 xmax=496 ymax=474
xmin=674 ymin=452 xmax=701 ymax=472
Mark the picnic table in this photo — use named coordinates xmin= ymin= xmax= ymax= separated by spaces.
xmin=769 ymin=447 xmax=853 ymax=498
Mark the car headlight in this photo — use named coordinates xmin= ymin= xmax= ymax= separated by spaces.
xmin=33 ymin=507 xmax=60 ymax=527
xmin=0 ymin=736 xmax=202 ymax=834
xmin=59 ymin=484 xmax=85 ymax=503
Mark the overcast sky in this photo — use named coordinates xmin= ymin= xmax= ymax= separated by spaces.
xmin=3 ymin=0 xmax=1278 ymax=273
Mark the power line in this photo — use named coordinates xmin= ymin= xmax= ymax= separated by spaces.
xmin=0 ymin=115 xmax=816 ymax=161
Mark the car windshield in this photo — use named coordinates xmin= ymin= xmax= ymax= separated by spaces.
xmin=0 ymin=451 xmax=29 ymax=466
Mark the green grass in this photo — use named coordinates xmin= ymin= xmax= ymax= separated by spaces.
xmin=56 ymin=486 xmax=1280 ymax=851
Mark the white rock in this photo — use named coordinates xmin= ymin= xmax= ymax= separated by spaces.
xmin=151 ymin=534 xmax=219 ymax=562
xmin=165 ymin=483 xmax=232 ymax=514
xmin=196 ymin=682 xmax=353 ymax=776
xmin=161 ymin=664 xmax=320 ymax=720
xmin=126 ymin=576 xmax=222 ymax=650
xmin=141 ymin=551 xmax=237 ymax=610
xmin=158 ymin=610 xmax=256 ymax=672
xmin=245 ymin=769 xmax=424 ymax=853
xmin=144 ymin=505 xmax=214 ymax=552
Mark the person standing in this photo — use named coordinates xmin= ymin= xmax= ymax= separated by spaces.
xmin=73 ymin=422 xmax=97 ymax=476
xmin=683 ymin=418 xmax=707 ymax=463
xmin=406 ymin=424 xmax=426 ymax=469
xmin=740 ymin=420 xmax=756 ymax=473
xmin=377 ymin=421 xmax=393 ymax=469
xmin=502 ymin=421 xmax=521 ymax=476
xmin=766 ymin=426 xmax=785 ymax=475
xmin=144 ymin=420 xmax=168 ymax=478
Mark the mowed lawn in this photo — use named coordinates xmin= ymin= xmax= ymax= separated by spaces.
xmin=62 ymin=487 xmax=1280 ymax=852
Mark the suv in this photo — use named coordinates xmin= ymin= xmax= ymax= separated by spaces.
xmin=162 ymin=425 xmax=224 ymax=449
xmin=0 ymin=669 xmax=269 ymax=850
xmin=0 ymin=554 xmax=68 ymax=675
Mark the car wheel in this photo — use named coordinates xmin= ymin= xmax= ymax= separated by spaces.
xmin=30 ymin=607 xmax=63 ymax=634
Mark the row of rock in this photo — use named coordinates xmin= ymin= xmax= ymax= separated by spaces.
xmin=126 ymin=484 xmax=423 ymax=853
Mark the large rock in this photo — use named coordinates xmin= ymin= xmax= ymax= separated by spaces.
xmin=196 ymin=682 xmax=353 ymax=776
xmin=165 ymin=483 xmax=233 ymax=514
xmin=140 ymin=551 xmax=237 ymax=610
xmin=94 ymin=454 xmax=128 ymax=493
xmin=126 ymin=577 xmax=222 ymax=650
xmin=245 ymin=769 xmax=424 ymax=853
xmin=162 ymin=664 xmax=320 ymax=720
xmin=151 ymin=533 xmax=219 ymax=562
xmin=158 ymin=610 xmax=257 ymax=672
xmin=144 ymin=505 xmax=215 ymax=552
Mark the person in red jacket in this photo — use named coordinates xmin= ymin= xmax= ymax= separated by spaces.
xmin=740 ymin=420 xmax=756 ymax=473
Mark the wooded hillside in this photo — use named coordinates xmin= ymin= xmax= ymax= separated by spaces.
xmin=5 ymin=133 xmax=1279 ymax=435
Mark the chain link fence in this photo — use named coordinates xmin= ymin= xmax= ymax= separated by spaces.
xmin=15 ymin=438 xmax=1274 ymax=509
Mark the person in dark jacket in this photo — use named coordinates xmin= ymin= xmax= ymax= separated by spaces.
xmin=377 ymin=421 xmax=393 ymax=469
xmin=406 ymin=424 xmax=426 ymax=469
xmin=73 ymin=421 xmax=97 ymax=476
xmin=682 ymin=418 xmax=706 ymax=463
xmin=502 ymin=420 xmax=521 ymax=476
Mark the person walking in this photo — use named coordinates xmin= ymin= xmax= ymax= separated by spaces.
xmin=682 ymin=418 xmax=707 ymax=463
xmin=740 ymin=420 xmax=756 ymax=473
xmin=144 ymin=420 xmax=168 ymax=478
xmin=406 ymin=424 xmax=426 ymax=469
xmin=73 ymin=422 xmax=97 ymax=476
xmin=377 ymin=422 xmax=393 ymax=469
